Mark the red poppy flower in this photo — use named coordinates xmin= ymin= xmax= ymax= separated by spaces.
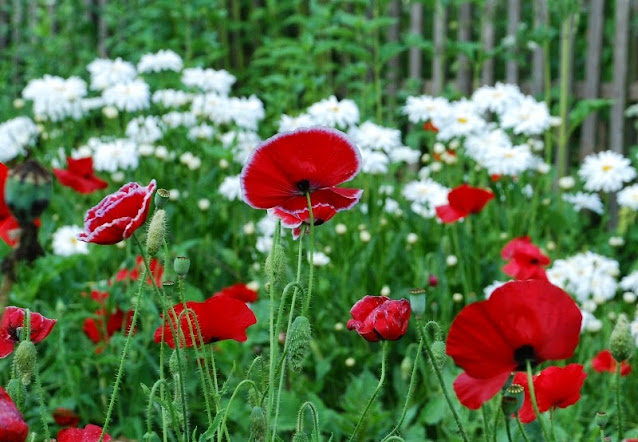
xmin=453 ymin=371 xmax=513 ymax=410
xmin=435 ymin=184 xmax=494 ymax=223
xmin=154 ymin=295 xmax=257 ymax=348
xmin=347 ymin=296 xmax=411 ymax=342
xmin=423 ymin=121 xmax=439 ymax=133
xmin=52 ymin=408 xmax=81 ymax=427
xmin=77 ymin=179 xmax=156 ymax=245
xmin=83 ymin=307 xmax=134 ymax=354
xmin=447 ymin=279 xmax=581 ymax=381
xmin=0 ymin=307 xmax=56 ymax=358
xmin=592 ymin=349 xmax=632 ymax=376
xmin=501 ymin=236 xmax=550 ymax=280
xmin=115 ymin=256 xmax=164 ymax=287
xmin=58 ymin=424 xmax=111 ymax=442
xmin=213 ymin=283 xmax=258 ymax=303
xmin=0 ymin=386 xmax=28 ymax=442
xmin=271 ymin=203 xmax=337 ymax=239
xmin=240 ymin=128 xmax=363 ymax=213
xmin=53 ymin=157 xmax=108 ymax=194
xmin=0 ymin=163 xmax=25 ymax=247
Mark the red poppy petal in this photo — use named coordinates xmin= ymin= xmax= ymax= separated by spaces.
xmin=0 ymin=386 xmax=28 ymax=442
xmin=435 ymin=204 xmax=466 ymax=223
xmin=215 ymin=283 xmax=259 ymax=303
xmin=28 ymin=312 xmax=56 ymax=344
xmin=275 ymin=187 xmax=363 ymax=213
xmin=534 ymin=364 xmax=586 ymax=411
xmin=453 ymin=371 xmax=510 ymax=410
xmin=448 ymin=184 xmax=494 ymax=214
xmin=501 ymin=237 xmax=532 ymax=260
xmin=58 ymin=424 xmax=111 ymax=442
xmin=0 ymin=216 xmax=21 ymax=247
xmin=201 ymin=296 xmax=257 ymax=342
xmin=371 ymin=300 xmax=411 ymax=340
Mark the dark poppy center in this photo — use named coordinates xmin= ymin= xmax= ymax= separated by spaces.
xmin=9 ymin=326 xmax=22 ymax=342
xmin=529 ymin=258 xmax=539 ymax=264
xmin=296 ymin=179 xmax=311 ymax=193
xmin=314 ymin=219 xmax=324 ymax=226
xmin=513 ymin=344 xmax=538 ymax=370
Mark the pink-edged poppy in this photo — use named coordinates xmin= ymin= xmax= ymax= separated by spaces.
xmin=114 ymin=256 xmax=164 ymax=287
xmin=213 ymin=283 xmax=258 ymax=303
xmin=0 ymin=307 xmax=56 ymax=358
xmin=52 ymin=408 xmax=81 ymax=427
xmin=77 ymin=179 xmax=156 ymax=245
xmin=154 ymin=295 xmax=257 ymax=349
xmin=83 ymin=307 xmax=134 ymax=353
xmin=53 ymin=157 xmax=108 ymax=194
xmin=240 ymin=127 xmax=363 ymax=213
xmin=347 ymin=296 xmax=411 ymax=342
xmin=435 ymin=184 xmax=494 ymax=224
xmin=0 ymin=386 xmax=28 ymax=442
xmin=271 ymin=203 xmax=337 ymax=239
xmin=501 ymin=236 xmax=550 ymax=280
xmin=592 ymin=349 xmax=632 ymax=376
xmin=446 ymin=280 xmax=581 ymax=408
xmin=58 ymin=424 xmax=111 ymax=442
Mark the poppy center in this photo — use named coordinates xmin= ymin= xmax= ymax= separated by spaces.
xmin=513 ymin=344 xmax=538 ymax=370
xmin=296 ymin=179 xmax=311 ymax=193
xmin=314 ymin=219 xmax=324 ymax=226
xmin=529 ymin=258 xmax=539 ymax=265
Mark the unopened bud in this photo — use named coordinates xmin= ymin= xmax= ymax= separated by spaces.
xmin=174 ymin=256 xmax=190 ymax=278
xmin=430 ymin=340 xmax=447 ymax=370
xmin=428 ymin=275 xmax=439 ymax=287
xmin=400 ymin=356 xmax=413 ymax=380
xmin=610 ymin=315 xmax=633 ymax=362
xmin=5 ymin=379 xmax=25 ymax=403
xmin=169 ymin=351 xmax=180 ymax=377
xmin=264 ymin=244 xmax=287 ymax=281
xmin=146 ymin=209 xmax=166 ymax=256
xmin=5 ymin=160 xmax=53 ymax=224
xmin=501 ymin=384 xmax=525 ymax=415
xmin=15 ymin=340 xmax=37 ymax=385
xmin=287 ymin=316 xmax=312 ymax=372
xmin=155 ymin=188 xmax=170 ymax=209
xmin=595 ymin=411 xmax=608 ymax=428
xmin=250 ymin=406 xmax=266 ymax=442
xmin=292 ymin=433 xmax=309 ymax=442
xmin=409 ymin=289 xmax=426 ymax=316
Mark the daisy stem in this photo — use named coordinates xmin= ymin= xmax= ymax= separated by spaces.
xmin=302 ymin=193 xmax=315 ymax=317
xmin=525 ymin=360 xmax=551 ymax=442
xmin=348 ymin=340 xmax=388 ymax=442
xmin=418 ymin=319 xmax=470 ymax=442
xmin=615 ymin=362 xmax=624 ymax=441
xmin=515 ymin=416 xmax=532 ymax=442
xmin=267 ymin=219 xmax=282 ymax=438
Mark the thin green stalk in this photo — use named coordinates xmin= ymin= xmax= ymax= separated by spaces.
xmin=504 ymin=415 xmax=513 ymax=442
xmin=526 ymin=360 xmax=550 ymax=442
xmin=616 ymin=362 xmax=624 ymax=440
xmin=599 ymin=427 xmax=605 ymax=442
xmin=515 ymin=417 xmax=532 ymax=442
xmin=297 ymin=401 xmax=320 ymax=442
xmin=266 ymin=220 xmax=282 ymax=437
xmin=348 ymin=341 xmax=388 ymax=442
xmin=146 ymin=379 xmax=166 ymax=437
xmin=482 ymin=406 xmax=492 ymax=442
xmin=550 ymin=409 xmax=558 ymax=441
xmin=450 ymin=225 xmax=471 ymax=301
xmin=302 ymin=193 xmax=315 ymax=316
xmin=33 ymin=364 xmax=50 ymax=440
xmin=418 ymin=319 xmax=470 ymax=442
xmin=218 ymin=379 xmax=260 ymax=438
xmin=542 ymin=38 xmax=552 ymax=166
xmin=491 ymin=399 xmax=501 ymax=442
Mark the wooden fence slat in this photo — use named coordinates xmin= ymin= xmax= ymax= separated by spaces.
xmin=431 ymin=0 xmax=446 ymax=95
xmin=11 ymin=0 xmax=22 ymax=86
xmin=610 ymin=0 xmax=630 ymax=154
xmin=456 ymin=1 xmax=472 ymax=95
xmin=0 ymin=0 xmax=7 ymax=50
xmin=506 ymin=0 xmax=520 ymax=84
xmin=531 ymin=0 xmax=548 ymax=96
xmin=408 ymin=1 xmax=423 ymax=83
xmin=385 ymin=0 xmax=401 ymax=100
xmin=579 ymin=0 xmax=605 ymax=159
xmin=480 ymin=0 xmax=495 ymax=86
xmin=97 ymin=0 xmax=107 ymax=57
xmin=28 ymin=0 xmax=36 ymax=45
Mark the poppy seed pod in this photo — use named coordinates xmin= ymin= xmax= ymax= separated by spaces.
xmin=5 ymin=160 xmax=52 ymax=225
xmin=501 ymin=384 xmax=525 ymax=415
xmin=174 ymin=256 xmax=190 ymax=278
xmin=154 ymin=188 xmax=170 ymax=209
xmin=595 ymin=411 xmax=608 ymax=428
xmin=409 ymin=288 xmax=426 ymax=316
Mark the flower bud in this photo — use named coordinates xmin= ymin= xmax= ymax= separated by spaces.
xmin=430 ymin=340 xmax=447 ymax=370
xmin=264 ymin=244 xmax=287 ymax=282
xmin=5 ymin=379 xmax=25 ymax=403
xmin=595 ymin=411 xmax=608 ymax=428
xmin=610 ymin=315 xmax=633 ymax=362
xmin=428 ymin=275 xmax=439 ymax=287
xmin=400 ymin=356 xmax=413 ymax=380
xmin=409 ymin=288 xmax=426 ymax=317
xmin=292 ymin=433 xmax=309 ymax=442
xmin=174 ymin=256 xmax=190 ymax=278
xmin=5 ymin=160 xmax=53 ymax=224
xmin=15 ymin=340 xmax=37 ymax=385
xmin=169 ymin=350 xmax=180 ymax=377
xmin=154 ymin=188 xmax=170 ymax=209
xmin=287 ymin=316 xmax=312 ymax=372
xmin=146 ymin=209 xmax=166 ymax=256
xmin=501 ymin=384 xmax=525 ymax=415
xmin=250 ymin=406 xmax=266 ymax=442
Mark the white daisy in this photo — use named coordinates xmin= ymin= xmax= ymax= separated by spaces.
xmin=562 ymin=192 xmax=604 ymax=214
xmin=152 ymin=89 xmax=193 ymax=108
xmin=0 ymin=117 xmax=38 ymax=162
xmin=52 ymin=225 xmax=89 ymax=256
xmin=278 ymin=114 xmax=316 ymax=133
xmin=87 ymin=58 xmax=137 ymax=90
xmin=617 ymin=184 xmax=638 ymax=210
xmin=402 ymin=95 xmax=450 ymax=124
xmin=137 ymin=49 xmax=183 ymax=73
xmin=471 ymin=82 xmax=524 ymax=115
xmin=102 ymin=79 xmax=150 ymax=112
xmin=307 ymin=96 xmax=359 ymax=129
xmin=579 ymin=151 xmax=636 ymax=192
xmin=500 ymin=96 xmax=551 ymax=136
xmin=181 ymin=67 xmax=236 ymax=95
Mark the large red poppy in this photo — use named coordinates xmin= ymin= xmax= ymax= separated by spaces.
xmin=501 ymin=236 xmax=550 ymax=280
xmin=347 ymin=296 xmax=411 ymax=342
xmin=0 ymin=307 xmax=56 ymax=358
xmin=154 ymin=295 xmax=257 ymax=349
xmin=447 ymin=280 xmax=581 ymax=394
xmin=0 ymin=386 xmax=28 ymax=442
xmin=271 ymin=203 xmax=337 ymax=239
xmin=240 ymin=128 xmax=363 ymax=213
xmin=58 ymin=424 xmax=111 ymax=442
xmin=213 ymin=283 xmax=258 ymax=303
xmin=591 ymin=349 xmax=632 ymax=376
xmin=53 ymin=157 xmax=108 ymax=194
xmin=435 ymin=184 xmax=494 ymax=223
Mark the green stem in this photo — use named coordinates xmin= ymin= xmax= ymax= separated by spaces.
xmin=491 ymin=399 xmax=501 ymax=442
xmin=348 ymin=341 xmax=388 ymax=442
xmin=267 ymin=220 xmax=282 ymax=437
xmin=482 ymin=406 xmax=492 ymax=442
xmin=616 ymin=362 xmax=624 ymax=441
xmin=516 ymin=416 xmax=532 ymax=442
xmin=504 ymin=415 xmax=513 ymax=442
xmin=218 ymin=379 xmax=260 ymax=439
xmin=302 ymin=193 xmax=315 ymax=316
xmin=372 ymin=1 xmax=382 ymax=123
xmin=296 ymin=401 xmax=320 ymax=441
xmin=526 ymin=360 xmax=550 ymax=442
xmin=450 ymin=225 xmax=471 ymax=300
xmin=146 ymin=379 xmax=167 ymax=437
xmin=33 ymin=364 xmax=50 ymax=440
xmin=550 ymin=409 xmax=558 ymax=442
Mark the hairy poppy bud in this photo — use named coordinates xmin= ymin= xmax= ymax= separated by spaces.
xmin=501 ymin=384 xmax=525 ymax=415
xmin=146 ymin=209 xmax=166 ymax=256
xmin=174 ymin=256 xmax=190 ymax=278
xmin=5 ymin=160 xmax=52 ymax=224
xmin=265 ymin=244 xmax=287 ymax=282
xmin=610 ymin=315 xmax=633 ymax=362
xmin=287 ymin=316 xmax=312 ymax=372
xmin=430 ymin=340 xmax=447 ymax=370
xmin=292 ymin=433 xmax=309 ymax=442
xmin=250 ymin=406 xmax=266 ymax=442
xmin=5 ymin=379 xmax=25 ymax=404
xmin=400 ymin=356 xmax=413 ymax=380
xmin=15 ymin=340 xmax=37 ymax=385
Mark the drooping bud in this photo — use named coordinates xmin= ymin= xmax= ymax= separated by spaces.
xmin=501 ymin=384 xmax=525 ymax=415
xmin=287 ymin=316 xmax=312 ymax=372
xmin=174 ymin=256 xmax=190 ymax=278
xmin=264 ymin=244 xmax=287 ymax=282
xmin=5 ymin=160 xmax=52 ymax=225
xmin=430 ymin=340 xmax=447 ymax=370
xmin=400 ymin=356 xmax=413 ymax=380
xmin=610 ymin=314 xmax=633 ymax=362
xmin=291 ymin=433 xmax=310 ymax=442
xmin=15 ymin=340 xmax=37 ymax=386
xmin=146 ymin=209 xmax=166 ymax=256
xmin=595 ymin=411 xmax=608 ymax=428
xmin=250 ymin=406 xmax=266 ymax=442
xmin=409 ymin=288 xmax=426 ymax=316
xmin=154 ymin=188 xmax=170 ymax=209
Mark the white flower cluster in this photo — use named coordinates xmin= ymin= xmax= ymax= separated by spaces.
xmin=137 ymin=49 xmax=183 ymax=73
xmin=278 ymin=95 xmax=359 ymax=132
xmin=401 ymin=178 xmax=449 ymax=219
xmin=0 ymin=116 xmax=38 ymax=162
xmin=22 ymin=75 xmax=88 ymax=121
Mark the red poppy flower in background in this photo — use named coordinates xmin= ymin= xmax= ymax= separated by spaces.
xmin=77 ymin=179 xmax=156 ymax=245
xmin=423 ymin=121 xmax=438 ymax=133
xmin=0 ymin=386 xmax=28 ymax=442
xmin=501 ymin=236 xmax=550 ymax=280
xmin=154 ymin=295 xmax=257 ymax=348
xmin=0 ymin=163 xmax=39 ymax=248
xmin=83 ymin=307 xmax=134 ymax=353
xmin=347 ymin=296 xmax=411 ymax=342
xmin=52 ymin=408 xmax=81 ymax=427
xmin=213 ymin=283 xmax=258 ymax=303
xmin=58 ymin=424 xmax=111 ymax=442
xmin=240 ymin=127 xmax=363 ymax=213
xmin=53 ymin=157 xmax=108 ymax=194
xmin=592 ymin=349 xmax=632 ymax=376
xmin=435 ymin=184 xmax=494 ymax=223
xmin=446 ymin=280 xmax=581 ymax=408
xmin=0 ymin=307 xmax=56 ymax=358
xmin=271 ymin=203 xmax=337 ymax=239
xmin=115 ymin=256 xmax=164 ymax=287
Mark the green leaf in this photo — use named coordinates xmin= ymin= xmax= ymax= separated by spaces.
xmin=422 ymin=395 xmax=447 ymax=425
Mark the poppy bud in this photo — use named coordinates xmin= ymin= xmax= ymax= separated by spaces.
xmin=174 ymin=256 xmax=190 ymax=278
xmin=292 ymin=433 xmax=309 ymax=442
xmin=5 ymin=379 xmax=25 ymax=403
xmin=5 ymin=160 xmax=52 ymax=224
xmin=428 ymin=275 xmax=439 ymax=287
xmin=154 ymin=188 xmax=170 ymax=209
xmin=250 ymin=406 xmax=266 ymax=442
xmin=409 ymin=289 xmax=426 ymax=317
xmin=400 ymin=356 xmax=413 ymax=380
xmin=501 ymin=384 xmax=524 ymax=415
xmin=595 ymin=411 xmax=608 ymax=428
xmin=146 ymin=209 xmax=166 ymax=256
xmin=169 ymin=350 xmax=180 ymax=377
xmin=15 ymin=340 xmax=37 ymax=386
xmin=430 ymin=340 xmax=447 ymax=370
xmin=610 ymin=315 xmax=633 ymax=362
xmin=287 ymin=316 xmax=312 ymax=372
xmin=265 ymin=244 xmax=287 ymax=282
